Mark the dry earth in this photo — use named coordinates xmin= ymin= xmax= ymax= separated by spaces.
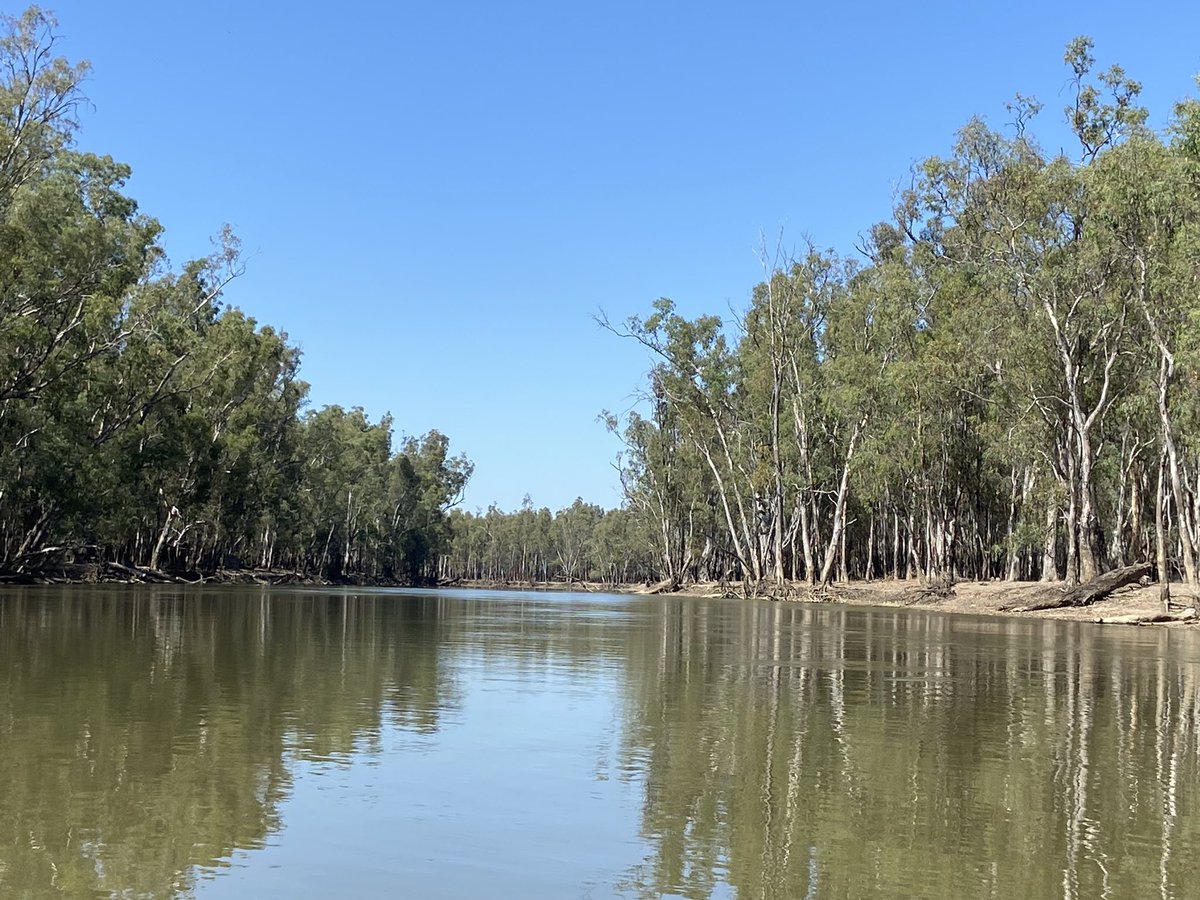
xmin=447 ymin=577 xmax=1199 ymax=627
xmin=665 ymin=579 xmax=1199 ymax=626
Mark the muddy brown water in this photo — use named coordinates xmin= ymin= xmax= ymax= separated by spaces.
xmin=1 ymin=586 xmax=1196 ymax=898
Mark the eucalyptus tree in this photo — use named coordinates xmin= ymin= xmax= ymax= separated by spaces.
xmin=442 ymin=501 xmax=659 ymax=585
xmin=606 ymin=390 xmax=714 ymax=587
xmin=553 ymin=498 xmax=604 ymax=581
xmin=0 ymin=8 xmax=86 ymax=202
xmin=383 ymin=430 xmax=473 ymax=581
xmin=613 ymin=300 xmax=773 ymax=583
xmin=741 ymin=250 xmax=836 ymax=583
xmin=0 ymin=151 xmax=161 ymax=562
xmin=0 ymin=8 xmax=154 ymax=421
xmin=898 ymin=46 xmax=1152 ymax=584
xmin=605 ymin=37 xmax=1200 ymax=593
xmin=0 ymin=8 xmax=474 ymax=583
xmin=589 ymin=506 xmax=657 ymax=584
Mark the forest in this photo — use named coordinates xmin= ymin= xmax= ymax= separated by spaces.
xmin=448 ymin=42 xmax=1200 ymax=599
xmin=441 ymin=500 xmax=660 ymax=586
xmin=5 ymin=7 xmax=1200 ymax=597
xmin=0 ymin=9 xmax=472 ymax=583
xmin=590 ymin=39 xmax=1200 ymax=596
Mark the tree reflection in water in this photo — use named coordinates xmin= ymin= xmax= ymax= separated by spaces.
xmin=0 ymin=589 xmax=1197 ymax=899
xmin=0 ymin=588 xmax=457 ymax=896
xmin=617 ymin=599 xmax=1200 ymax=900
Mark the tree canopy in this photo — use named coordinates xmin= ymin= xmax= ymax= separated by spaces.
xmin=603 ymin=38 xmax=1200 ymax=597
xmin=0 ymin=8 xmax=472 ymax=583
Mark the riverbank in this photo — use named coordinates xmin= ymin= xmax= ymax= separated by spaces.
xmin=0 ymin=562 xmax=409 ymax=588
xmin=663 ymin=579 xmax=1199 ymax=626
xmin=435 ymin=576 xmax=1199 ymax=626
xmin=4 ymin=568 xmax=1196 ymax=627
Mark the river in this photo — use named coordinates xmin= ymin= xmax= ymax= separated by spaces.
xmin=0 ymin=586 xmax=1196 ymax=898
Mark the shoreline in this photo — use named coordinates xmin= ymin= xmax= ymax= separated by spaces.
xmin=445 ymin=577 xmax=1200 ymax=627
xmin=668 ymin=579 xmax=1200 ymax=627
xmin=4 ymin=571 xmax=1197 ymax=627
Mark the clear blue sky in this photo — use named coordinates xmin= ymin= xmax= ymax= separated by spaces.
xmin=46 ymin=0 xmax=1200 ymax=513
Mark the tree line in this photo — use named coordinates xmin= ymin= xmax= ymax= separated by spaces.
xmin=441 ymin=499 xmax=659 ymax=586
xmin=0 ymin=9 xmax=471 ymax=582
xmin=603 ymin=39 xmax=1200 ymax=597
xmin=9 ymin=12 xmax=1200 ymax=595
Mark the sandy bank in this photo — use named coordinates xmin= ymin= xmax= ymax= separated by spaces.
xmin=444 ymin=577 xmax=1198 ymax=626
xmin=662 ymin=579 xmax=1199 ymax=626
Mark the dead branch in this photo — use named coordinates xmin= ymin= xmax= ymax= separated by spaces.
xmin=1004 ymin=562 xmax=1152 ymax=611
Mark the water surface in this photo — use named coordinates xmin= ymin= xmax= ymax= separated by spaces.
xmin=0 ymin=587 xmax=1197 ymax=898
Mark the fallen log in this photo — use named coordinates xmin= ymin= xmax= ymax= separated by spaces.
xmin=1004 ymin=563 xmax=1153 ymax=612
xmin=1095 ymin=608 xmax=1197 ymax=625
xmin=101 ymin=561 xmax=154 ymax=582
xmin=100 ymin=561 xmax=191 ymax=584
xmin=643 ymin=577 xmax=680 ymax=595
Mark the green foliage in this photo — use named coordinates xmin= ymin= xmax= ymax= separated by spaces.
xmin=0 ymin=9 xmax=471 ymax=583
xmin=606 ymin=38 xmax=1200 ymax=586
xmin=443 ymin=499 xmax=658 ymax=585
